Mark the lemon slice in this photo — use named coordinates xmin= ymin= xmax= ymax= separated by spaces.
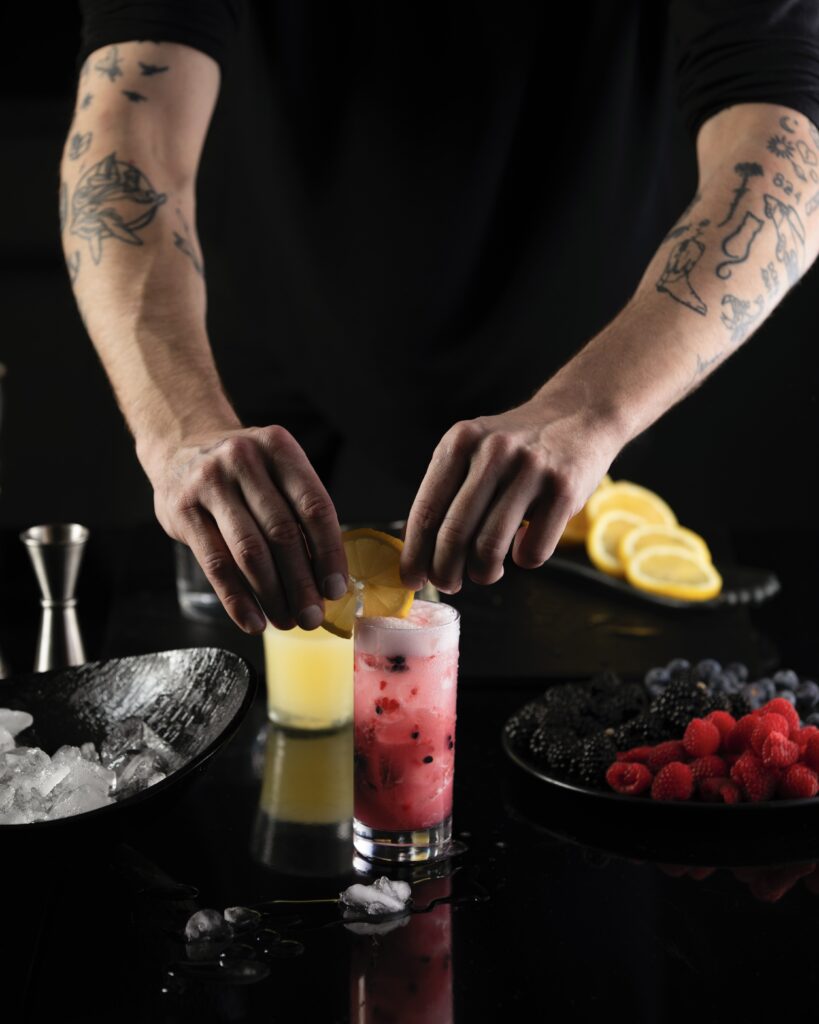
xmin=625 ymin=545 xmax=723 ymax=602
xmin=619 ymin=523 xmax=712 ymax=565
xmin=322 ymin=528 xmax=415 ymax=638
xmin=586 ymin=481 xmax=677 ymax=528
xmin=586 ymin=508 xmax=646 ymax=578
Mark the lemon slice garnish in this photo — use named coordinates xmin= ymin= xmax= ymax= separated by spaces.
xmin=625 ymin=545 xmax=723 ymax=602
xmin=586 ymin=508 xmax=646 ymax=578
xmin=619 ymin=523 xmax=712 ymax=565
xmin=586 ymin=480 xmax=677 ymax=528
xmin=322 ymin=528 xmax=415 ymax=638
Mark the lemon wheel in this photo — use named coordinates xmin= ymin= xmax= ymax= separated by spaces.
xmin=586 ymin=481 xmax=677 ymax=528
xmin=625 ymin=545 xmax=723 ymax=602
xmin=586 ymin=508 xmax=646 ymax=578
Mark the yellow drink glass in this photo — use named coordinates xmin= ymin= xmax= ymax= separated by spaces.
xmin=263 ymin=622 xmax=353 ymax=730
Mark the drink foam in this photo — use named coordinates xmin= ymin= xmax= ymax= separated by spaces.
xmin=355 ymin=600 xmax=459 ymax=657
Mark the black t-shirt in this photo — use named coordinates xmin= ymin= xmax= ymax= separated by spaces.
xmin=76 ymin=1 xmax=819 ymax=517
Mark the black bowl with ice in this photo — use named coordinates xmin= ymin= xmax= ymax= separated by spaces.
xmin=0 ymin=647 xmax=255 ymax=838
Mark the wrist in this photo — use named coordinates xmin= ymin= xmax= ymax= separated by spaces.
xmin=135 ymin=398 xmax=242 ymax=480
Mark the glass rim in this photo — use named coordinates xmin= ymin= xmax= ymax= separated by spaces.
xmin=355 ymin=600 xmax=459 ymax=632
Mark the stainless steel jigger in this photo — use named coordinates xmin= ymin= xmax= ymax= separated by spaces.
xmin=20 ymin=523 xmax=89 ymax=672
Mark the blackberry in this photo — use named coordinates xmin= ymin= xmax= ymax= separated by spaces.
xmin=542 ymin=736 xmax=583 ymax=775
xmin=589 ymin=671 xmax=622 ymax=698
xmin=574 ymin=734 xmax=618 ymax=787
xmin=615 ymin=711 xmax=667 ymax=746
xmin=504 ymin=703 xmax=549 ymax=749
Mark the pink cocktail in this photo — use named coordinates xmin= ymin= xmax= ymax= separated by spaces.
xmin=353 ymin=600 xmax=459 ymax=862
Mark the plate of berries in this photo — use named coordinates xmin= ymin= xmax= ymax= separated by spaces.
xmin=502 ymin=658 xmax=819 ymax=808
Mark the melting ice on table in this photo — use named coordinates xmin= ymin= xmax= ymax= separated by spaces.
xmin=0 ymin=710 xmax=174 ymax=825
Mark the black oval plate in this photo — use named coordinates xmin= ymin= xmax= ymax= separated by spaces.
xmin=546 ymin=547 xmax=780 ymax=610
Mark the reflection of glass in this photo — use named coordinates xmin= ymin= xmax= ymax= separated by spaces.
xmin=174 ymin=540 xmax=227 ymax=622
xmin=263 ymin=623 xmax=353 ymax=730
xmin=353 ymin=601 xmax=460 ymax=863
xmin=251 ymin=724 xmax=353 ymax=877
xmin=349 ymin=872 xmax=454 ymax=1024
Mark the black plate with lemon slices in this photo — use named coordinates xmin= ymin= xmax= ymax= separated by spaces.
xmin=546 ymin=546 xmax=780 ymax=610
xmin=546 ymin=479 xmax=780 ymax=610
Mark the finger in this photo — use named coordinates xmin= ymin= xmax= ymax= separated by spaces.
xmin=466 ymin=473 xmax=542 ymax=585
xmin=400 ymin=426 xmax=477 ymax=588
xmin=428 ymin=457 xmax=506 ymax=593
xmin=201 ymin=481 xmax=295 ymax=630
xmin=511 ymin=481 xmax=575 ymax=569
xmin=181 ymin=510 xmax=267 ymax=634
xmin=255 ymin=427 xmax=348 ymax=601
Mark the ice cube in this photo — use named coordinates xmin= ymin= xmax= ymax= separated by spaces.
xmin=223 ymin=906 xmax=261 ymax=931
xmin=51 ymin=759 xmax=115 ymax=801
xmin=34 ymin=760 xmax=72 ymax=797
xmin=116 ymin=750 xmax=162 ymax=793
xmin=80 ymin=742 xmax=100 ymax=763
xmin=53 ymin=745 xmax=83 ymax=765
xmin=339 ymin=876 xmax=412 ymax=916
xmin=48 ymin=784 xmax=113 ymax=819
xmin=13 ymin=787 xmax=48 ymax=821
xmin=184 ymin=909 xmax=233 ymax=943
xmin=0 ymin=726 xmax=15 ymax=752
xmin=100 ymin=717 xmax=149 ymax=768
xmin=0 ymin=709 xmax=34 ymax=737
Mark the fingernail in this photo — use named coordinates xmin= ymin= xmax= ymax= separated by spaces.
xmin=403 ymin=576 xmax=427 ymax=591
xmin=324 ymin=573 xmax=348 ymax=601
xmin=245 ymin=608 xmax=267 ymax=634
xmin=298 ymin=604 xmax=324 ymax=630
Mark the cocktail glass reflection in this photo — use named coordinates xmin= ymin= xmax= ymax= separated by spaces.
xmin=353 ymin=601 xmax=460 ymax=862
xmin=252 ymin=724 xmax=353 ymax=877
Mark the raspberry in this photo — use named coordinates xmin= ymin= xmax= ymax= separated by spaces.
xmin=605 ymin=761 xmax=653 ymax=795
xmin=730 ymin=752 xmax=778 ymax=802
xmin=651 ymin=762 xmax=694 ymax=801
xmin=750 ymin=714 xmax=790 ymax=754
xmin=761 ymin=732 xmax=799 ymax=768
xmin=699 ymin=777 xmax=742 ymax=803
xmin=706 ymin=710 xmax=736 ymax=745
xmin=615 ymin=745 xmax=655 ymax=764
xmin=683 ymin=718 xmax=721 ymax=757
xmin=778 ymin=764 xmax=819 ymax=799
xmin=758 ymin=698 xmax=800 ymax=737
xmin=801 ymin=733 xmax=819 ymax=772
xmin=796 ymin=725 xmax=819 ymax=754
xmin=647 ymin=740 xmax=688 ymax=772
xmin=725 ymin=714 xmax=759 ymax=753
xmin=690 ymin=754 xmax=727 ymax=781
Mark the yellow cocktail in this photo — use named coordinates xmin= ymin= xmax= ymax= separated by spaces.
xmin=263 ymin=623 xmax=353 ymax=730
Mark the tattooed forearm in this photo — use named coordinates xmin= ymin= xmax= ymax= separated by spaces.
xmin=59 ymin=181 xmax=67 ymax=233
xmin=767 ymin=134 xmax=807 ymax=182
xmin=172 ymin=209 xmax=204 ymax=277
xmin=80 ymin=93 xmax=93 ymax=109
xmin=717 ymin=162 xmax=763 ymax=226
xmin=122 ymin=90 xmax=148 ymax=103
xmin=68 ymin=132 xmax=92 ymax=160
xmin=761 ymin=261 xmax=779 ymax=297
xmin=780 ymin=115 xmax=798 ymax=135
xmin=772 ymin=171 xmax=800 ymax=204
xmin=656 ymin=221 xmax=709 ymax=314
xmin=720 ymin=294 xmax=764 ymax=343
xmin=94 ymin=46 xmax=123 ymax=82
xmin=69 ymin=153 xmax=166 ymax=264
xmin=139 ymin=62 xmax=169 ymax=75
xmin=805 ymin=190 xmax=819 ymax=216
xmin=715 ymin=211 xmax=764 ymax=279
xmin=763 ymin=193 xmax=805 ymax=285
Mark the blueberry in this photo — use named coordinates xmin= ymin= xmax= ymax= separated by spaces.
xmin=647 ymin=681 xmax=668 ymax=699
xmin=695 ymin=658 xmax=722 ymax=682
xmin=773 ymin=668 xmax=800 ymax=691
xmin=725 ymin=662 xmax=749 ymax=682
xmin=775 ymin=688 xmax=798 ymax=707
xmin=710 ymin=672 xmax=737 ymax=694
xmin=796 ymin=681 xmax=819 ymax=716
xmin=666 ymin=658 xmax=691 ymax=673
xmin=806 ymin=713 xmax=819 ymax=727
xmin=752 ymin=677 xmax=776 ymax=701
xmin=644 ymin=667 xmax=671 ymax=688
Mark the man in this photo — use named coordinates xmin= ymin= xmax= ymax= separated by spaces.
xmin=61 ymin=1 xmax=819 ymax=634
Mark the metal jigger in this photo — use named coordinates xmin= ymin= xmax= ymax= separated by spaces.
xmin=20 ymin=524 xmax=89 ymax=672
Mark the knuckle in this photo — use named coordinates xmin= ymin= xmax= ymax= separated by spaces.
xmin=263 ymin=514 xmax=303 ymax=548
xmin=474 ymin=530 xmax=508 ymax=564
xmin=221 ymin=434 xmax=255 ymax=464
xmin=297 ymin=490 xmax=334 ymax=524
xmin=444 ymin=420 xmax=480 ymax=457
xmin=484 ymin=431 xmax=514 ymax=460
xmin=201 ymin=550 xmax=233 ymax=584
xmin=437 ymin=514 xmax=468 ymax=546
xmin=262 ymin=424 xmax=294 ymax=451
xmin=410 ymin=498 xmax=442 ymax=532
xmin=233 ymin=534 xmax=269 ymax=570
xmin=193 ymin=458 xmax=226 ymax=491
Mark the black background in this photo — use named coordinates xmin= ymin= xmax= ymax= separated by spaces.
xmin=1 ymin=7 xmax=817 ymax=536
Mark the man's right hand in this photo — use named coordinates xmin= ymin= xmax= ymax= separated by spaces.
xmin=146 ymin=425 xmax=348 ymax=634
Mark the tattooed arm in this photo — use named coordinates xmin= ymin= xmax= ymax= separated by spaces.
xmin=400 ymin=102 xmax=819 ymax=593
xmin=60 ymin=42 xmax=348 ymax=634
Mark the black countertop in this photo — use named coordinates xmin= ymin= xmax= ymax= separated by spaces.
xmin=3 ymin=525 xmax=819 ymax=1022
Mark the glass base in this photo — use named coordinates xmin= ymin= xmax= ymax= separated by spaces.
xmin=177 ymin=588 xmax=228 ymax=623
xmin=267 ymin=708 xmax=352 ymax=732
xmin=353 ymin=815 xmax=453 ymax=863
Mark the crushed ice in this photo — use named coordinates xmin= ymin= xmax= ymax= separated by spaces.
xmin=339 ymin=876 xmax=412 ymax=916
xmin=0 ymin=709 xmax=172 ymax=824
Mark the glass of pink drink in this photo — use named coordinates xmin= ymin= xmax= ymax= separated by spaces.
xmin=353 ymin=600 xmax=460 ymax=862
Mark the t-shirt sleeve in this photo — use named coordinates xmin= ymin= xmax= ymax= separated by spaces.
xmin=669 ymin=0 xmax=819 ymax=138
xmin=77 ymin=0 xmax=241 ymax=72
